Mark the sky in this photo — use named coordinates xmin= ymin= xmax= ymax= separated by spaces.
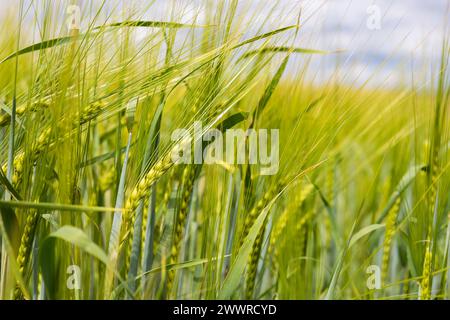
xmin=296 ymin=0 xmax=449 ymax=87
xmin=0 ymin=0 xmax=448 ymax=88
xmin=133 ymin=0 xmax=449 ymax=87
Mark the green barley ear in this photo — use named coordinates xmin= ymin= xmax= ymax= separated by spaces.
xmin=240 ymin=178 xmax=288 ymax=248
xmin=99 ymin=167 xmax=116 ymax=192
xmin=166 ymin=165 xmax=197 ymax=298
xmin=0 ymin=101 xmax=49 ymax=127
xmin=14 ymin=209 xmax=39 ymax=300
xmin=269 ymin=183 xmax=314 ymax=254
xmin=381 ymin=197 xmax=401 ymax=284
xmin=122 ymin=151 xmax=174 ymax=239
xmin=2 ymin=127 xmax=52 ymax=186
xmin=121 ymin=134 xmax=194 ymax=247
xmin=142 ymin=167 xmax=177 ymax=274
xmin=269 ymin=210 xmax=289 ymax=255
xmin=292 ymin=211 xmax=314 ymax=269
xmin=121 ymin=151 xmax=176 ymax=294
xmin=241 ymin=183 xmax=283 ymax=291
xmin=245 ymin=181 xmax=311 ymax=299
xmin=77 ymin=101 xmax=105 ymax=125
xmin=140 ymin=194 xmax=150 ymax=263
xmin=420 ymin=244 xmax=432 ymax=300
xmin=246 ymin=223 xmax=266 ymax=299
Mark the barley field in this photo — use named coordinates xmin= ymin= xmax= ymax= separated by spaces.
xmin=0 ymin=0 xmax=449 ymax=301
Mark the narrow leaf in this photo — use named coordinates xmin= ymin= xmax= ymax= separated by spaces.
xmin=95 ymin=20 xmax=209 ymax=29
xmin=349 ymin=224 xmax=385 ymax=248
